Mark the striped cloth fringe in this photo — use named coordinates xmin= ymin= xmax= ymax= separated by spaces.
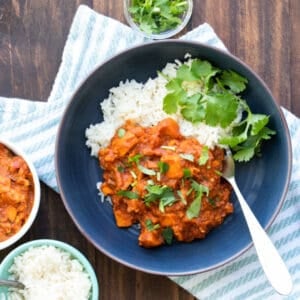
xmin=0 ymin=5 xmax=299 ymax=299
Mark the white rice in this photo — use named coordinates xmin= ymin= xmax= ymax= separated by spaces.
xmin=85 ymin=59 xmax=229 ymax=157
xmin=7 ymin=245 xmax=92 ymax=300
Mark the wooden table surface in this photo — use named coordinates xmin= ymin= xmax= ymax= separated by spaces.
xmin=0 ymin=1 xmax=299 ymax=299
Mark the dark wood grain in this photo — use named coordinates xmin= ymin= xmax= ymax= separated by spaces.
xmin=0 ymin=1 xmax=299 ymax=299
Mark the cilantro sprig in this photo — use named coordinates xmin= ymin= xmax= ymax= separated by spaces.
xmin=162 ymin=58 xmax=276 ymax=162
xmin=219 ymin=102 xmax=276 ymax=161
xmin=128 ymin=0 xmax=188 ymax=35
xmin=186 ymin=181 xmax=209 ymax=219
xmin=144 ymin=184 xmax=177 ymax=212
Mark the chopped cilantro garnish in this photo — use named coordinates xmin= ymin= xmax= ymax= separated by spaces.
xmin=128 ymin=153 xmax=143 ymax=164
xmin=219 ymin=104 xmax=276 ymax=162
xmin=207 ymin=197 xmax=216 ymax=207
xmin=186 ymin=181 xmax=209 ymax=219
xmin=145 ymin=219 xmax=160 ymax=231
xmin=117 ymin=190 xmax=139 ymax=199
xmin=183 ymin=168 xmax=192 ymax=178
xmin=158 ymin=161 xmax=169 ymax=174
xmin=162 ymin=58 xmax=276 ymax=162
xmin=198 ymin=146 xmax=209 ymax=165
xmin=117 ymin=128 xmax=126 ymax=138
xmin=162 ymin=227 xmax=173 ymax=245
xmin=144 ymin=184 xmax=177 ymax=212
xmin=117 ymin=165 xmax=125 ymax=173
xmin=128 ymin=0 xmax=188 ymax=35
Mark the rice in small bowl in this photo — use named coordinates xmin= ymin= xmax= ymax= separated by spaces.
xmin=0 ymin=239 xmax=99 ymax=300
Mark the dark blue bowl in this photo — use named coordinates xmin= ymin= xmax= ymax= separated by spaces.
xmin=55 ymin=40 xmax=292 ymax=275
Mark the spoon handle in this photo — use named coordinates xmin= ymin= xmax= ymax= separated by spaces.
xmin=0 ymin=279 xmax=25 ymax=289
xmin=230 ymin=178 xmax=293 ymax=295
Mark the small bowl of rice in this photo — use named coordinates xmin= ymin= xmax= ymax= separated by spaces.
xmin=0 ymin=239 xmax=99 ymax=300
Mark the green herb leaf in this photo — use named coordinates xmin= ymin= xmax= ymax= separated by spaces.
xmin=180 ymin=103 xmax=206 ymax=123
xmin=158 ymin=161 xmax=169 ymax=174
xmin=183 ymin=168 xmax=192 ymax=178
xmin=249 ymin=114 xmax=270 ymax=135
xmin=128 ymin=153 xmax=143 ymax=164
xmin=117 ymin=190 xmax=139 ymax=199
xmin=117 ymin=165 xmax=125 ymax=173
xmin=145 ymin=219 xmax=160 ymax=231
xmin=205 ymin=93 xmax=239 ymax=128
xmin=220 ymin=70 xmax=248 ymax=93
xmin=186 ymin=181 xmax=209 ymax=219
xmin=198 ymin=146 xmax=209 ymax=165
xmin=163 ymin=92 xmax=178 ymax=114
xmin=191 ymin=59 xmax=220 ymax=83
xmin=144 ymin=184 xmax=176 ymax=212
xmin=162 ymin=227 xmax=173 ymax=245
xmin=220 ymin=106 xmax=276 ymax=162
xmin=177 ymin=64 xmax=198 ymax=81
xmin=117 ymin=128 xmax=126 ymax=138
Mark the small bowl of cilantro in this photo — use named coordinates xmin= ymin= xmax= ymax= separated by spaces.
xmin=124 ymin=0 xmax=193 ymax=39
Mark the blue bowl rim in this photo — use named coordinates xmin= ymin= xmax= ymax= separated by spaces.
xmin=55 ymin=40 xmax=292 ymax=275
xmin=0 ymin=239 xmax=99 ymax=299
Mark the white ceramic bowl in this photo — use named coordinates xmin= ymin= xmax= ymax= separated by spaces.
xmin=0 ymin=139 xmax=41 ymax=250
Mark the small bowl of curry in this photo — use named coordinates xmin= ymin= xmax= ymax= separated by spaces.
xmin=0 ymin=139 xmax=41 ymax=250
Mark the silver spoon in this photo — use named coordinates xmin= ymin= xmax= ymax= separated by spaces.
xmin=222 ymin=151 xmax=293 ymax=295
xmin=0 ymin=279 xmax=25 ymax=289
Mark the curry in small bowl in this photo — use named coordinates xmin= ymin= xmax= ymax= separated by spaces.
xmin=0 ymin=139 xmax=40 ymax=250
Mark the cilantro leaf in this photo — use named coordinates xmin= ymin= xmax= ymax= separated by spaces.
xmin=181 ymin=103 xmax=206 ymax=123
xmin=186 ymin=181 xmax=209 ymax=219
xmin=198 ymin=146 xmax=209 ymax=165
xmin=144 ymin=184 xmax=177 ymax=212
xmin=205 ymin=93 xmax=239 ymax=128
xmin=233 ymin=147 xmax=256 ymax=162
xmin=158 ymin=161 xmax=169 ymax=174
xmin=163 ymin=93 xmax=178 ymax=114
xmin=162 ymin=227 xmax=173 ymax=245
xmin=177 ymin=64 xmax=198 ymax=81
xmin=220 ymin=70 xmax=248 ymax=93
xmin=117 ymin=190 xmax=139 ymax=199
xmin=145 ymin=219 xmax=160 ymax=231
xmin=221 ymin=107 xmax=276 ymax=161
xmin=191 ymin=59 xmax=220 ymax=83
xmin=249 ymin=114 xmax=270 ymax=135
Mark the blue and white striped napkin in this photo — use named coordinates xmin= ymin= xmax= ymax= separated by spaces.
xmin=0 ymin=5 xmax=299 ymax=299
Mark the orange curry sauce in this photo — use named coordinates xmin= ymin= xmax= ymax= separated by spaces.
xmin=0 ymin=143 xmax=34 ymax=241
xmin=99 ymin=118 xmax=233 ymax=247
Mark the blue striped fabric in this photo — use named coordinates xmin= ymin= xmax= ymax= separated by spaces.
xmin=0 ymin=5 xmax=299 ymax=299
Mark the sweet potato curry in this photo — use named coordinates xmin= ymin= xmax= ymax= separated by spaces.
xmin=0 ymin=143 xmax=34 ymax=241
xmin=99 ymin=118 xmax=233 ymax=247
